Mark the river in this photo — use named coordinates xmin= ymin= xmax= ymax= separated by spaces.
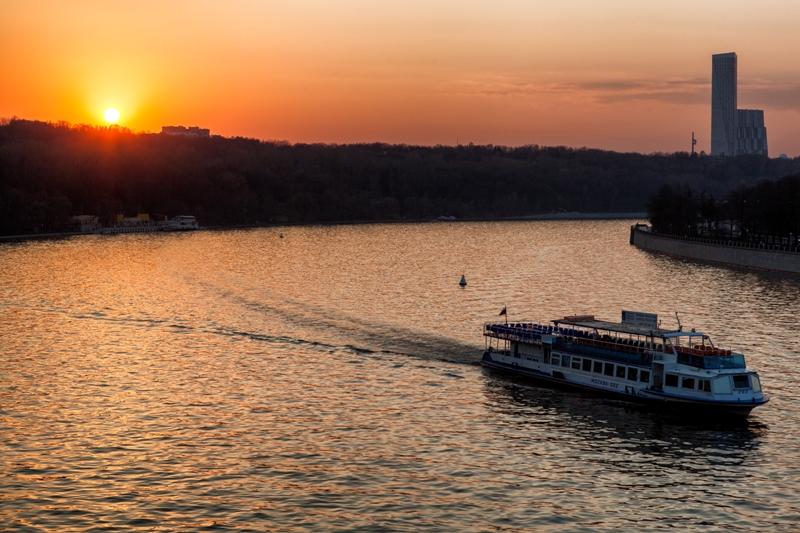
xmin=1 ymin=220 xmax=798 ymax=531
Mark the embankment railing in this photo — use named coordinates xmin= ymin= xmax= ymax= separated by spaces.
xmin=633 ymin=226 xmax=800 ymax=254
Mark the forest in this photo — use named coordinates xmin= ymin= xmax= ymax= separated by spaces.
xmin=2 ymin=118 xmax=800 ymax=236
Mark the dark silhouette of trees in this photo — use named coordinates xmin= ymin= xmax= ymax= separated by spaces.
xmin=646 ymin=184 xmax=701 ymax=237
xmin=2 ymin=118 xmax=799 ymax=235
xmin=647 ymin=174 xmax=800 ymax=244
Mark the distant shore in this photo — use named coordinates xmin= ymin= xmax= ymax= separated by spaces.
xmin=6 ymin=120 xmax=798 ymax=240
xmin=0 ymin=214 xmax=648 ymax=243
xmin=510 ymin=212 xmax=646 ymax=221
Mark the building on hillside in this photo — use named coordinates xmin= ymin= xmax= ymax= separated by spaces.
xmin=161 ymin=126 xmax=210 ymax=137
xmin=710 ymin=52 xmax=768 ymax=157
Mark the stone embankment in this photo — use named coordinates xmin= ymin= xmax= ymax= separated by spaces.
xmin=630 ymin=224 xmax=800 ymax=274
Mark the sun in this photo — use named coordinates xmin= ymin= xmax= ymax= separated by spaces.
xmin=104 ymin=108 xmax=120 ymax=124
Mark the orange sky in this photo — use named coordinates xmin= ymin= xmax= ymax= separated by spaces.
xmin=2 ymin=0 xmax=799 ymax=155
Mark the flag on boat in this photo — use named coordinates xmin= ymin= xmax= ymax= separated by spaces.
xmin=499 ymin=307 xmax=507 ymax=316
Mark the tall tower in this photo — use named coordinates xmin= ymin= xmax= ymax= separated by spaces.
xmin=711 ymin=52 xmax=737 ymax=156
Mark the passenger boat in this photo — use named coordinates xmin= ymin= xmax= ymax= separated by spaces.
xmin=482 ymin=311 xmax=768 ymax=416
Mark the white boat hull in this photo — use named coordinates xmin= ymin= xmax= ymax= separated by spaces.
xmin=482 ymin=351 xmax=765 ymax=417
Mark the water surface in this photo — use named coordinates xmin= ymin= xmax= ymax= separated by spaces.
xmin=2 ymin=220 xmax=799 ymax=531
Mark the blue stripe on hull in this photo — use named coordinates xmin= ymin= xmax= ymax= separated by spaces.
xmin=481 ymin=352 xmax=758 ymax=417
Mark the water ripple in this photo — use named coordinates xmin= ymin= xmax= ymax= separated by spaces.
xmin=1 ymin=221 xmax=799 ymax=531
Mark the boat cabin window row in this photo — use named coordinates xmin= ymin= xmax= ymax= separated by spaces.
xmin=567 ymin=355 xmax=650 ymax=384
xmin=664 ymin=373 xmax=758 ymax=393
xmin=666 ymin=374 xmax=710 ymax=390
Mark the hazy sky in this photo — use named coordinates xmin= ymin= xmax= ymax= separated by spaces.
xmin=2 ymin=0 xmax=799 ymax=155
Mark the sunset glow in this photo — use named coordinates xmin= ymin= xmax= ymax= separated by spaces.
xmin=2 ymin=0 xmax=799 ymax=155
xmin=104 ymin=107 xmax=120 ymax=124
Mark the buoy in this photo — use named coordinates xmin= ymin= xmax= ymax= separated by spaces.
xmin=459 ymin=275 xmax=467 ymax=287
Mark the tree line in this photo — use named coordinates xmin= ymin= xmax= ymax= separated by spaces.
xmin=647 ymin=175 xmax=800 ymax=245
xmin=2 ymin=118 xmax=799 ymax=235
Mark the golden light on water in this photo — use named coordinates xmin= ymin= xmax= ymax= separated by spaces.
xmin=104 ymin=108 xmax=120 ymax=124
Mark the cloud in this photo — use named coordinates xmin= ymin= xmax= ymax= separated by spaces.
xmin=740 ymin=80 xmax=800 ymax=111
xmin=664 ymin=77 xmax=708 ymax=87
xmin=577 ymin=80 xmax=653 ymax=92
xmin=589 ymin=80 xmax=710 ymax=106
xmin=451 ymin=76 xmax=713 ymax=106
xmin=449 ymin=75 xmax=800 ymax=113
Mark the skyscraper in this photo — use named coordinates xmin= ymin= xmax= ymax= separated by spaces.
xmin=710 ymin=52 xmax=769 ymax=157
xmin=711 ymin=52 xmax=737 ymax=156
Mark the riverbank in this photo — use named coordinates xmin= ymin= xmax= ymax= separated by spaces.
xmin=515 ymin=212 xmax=646 ymax=221
xmin=630 ymin=224 xmax=800 ymax=274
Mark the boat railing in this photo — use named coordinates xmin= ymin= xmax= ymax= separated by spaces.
xmin=560 ymin=334 xmax=665 ymax=358
xmin=483 ymin=323 xmax=545 ymax=344
xmin=485 ymin=323 xmax=665 ymax=365
xmin=671 ymin=345 xmax=746 ymax=369
xmin=484 ymin=322 xmax=597 ymax=343
xmin=675 ymin=345 xmax=734 ymax=357
xmin=554 ymin=339 xmax=653 ymax=366
xmin=676 ymin=351 xmax=746 ymax=369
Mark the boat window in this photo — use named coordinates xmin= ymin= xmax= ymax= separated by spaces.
xmin=681 ymin=377 xmax=695 ymax=390
xmin=665 ymin=374 xmax=679 ymax=387
xmin=583 ymin=359 xmax=593 ymax=372
xmin=572 ymin=358 xmax=582 ymax=370
xmin=751 ymin=375 xmax=762 ymax=393
xmin=712 ymin=376 xmax=732 ymax=394
xmin=700 ymin=379 xmax=711 ymax=392
xmin=593 ymin=361 xmax=603 ymax=373
xmin=551 ymin=354 xmax=561 ymax=366
xmin=616 ymin=365 xmax=626 ymax=378
xmin=732 ymin=375 xmax=750 ymax=389
xmin=724 ymin=355 xmax=746 ymax=369
xmin=604 ymin=363 xmax=614 ymax=376
xmin=562 ymin=355 xmax=571 ymax=368
xmin=627 ymin=367 xmax=638 ymax=381
xmin=639 ymin=370 xmax=650 ymax=383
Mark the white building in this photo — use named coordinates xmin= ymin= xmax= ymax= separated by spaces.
xmin=161 ymin=126 xmax=210 ymax=137
xmin=711 ymin=52 xmax=737 ymax=157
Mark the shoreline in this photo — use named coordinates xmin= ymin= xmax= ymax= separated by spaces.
xmin=1 ymin=213 xmax=648 ymax=244
xmin=630 ymin=224 xmax=800 ymax=275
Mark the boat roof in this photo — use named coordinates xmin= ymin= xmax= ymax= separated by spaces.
xmin=552 ymin=318 xmax=704 ymax=338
